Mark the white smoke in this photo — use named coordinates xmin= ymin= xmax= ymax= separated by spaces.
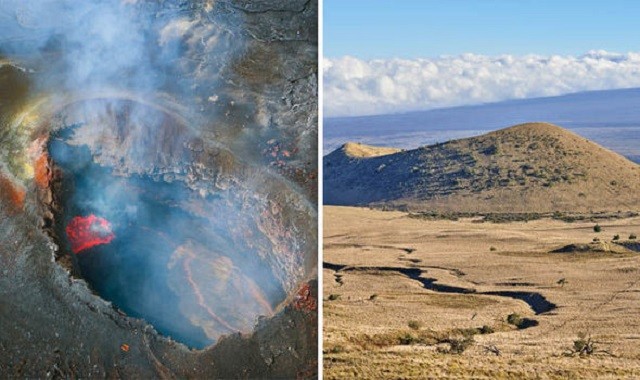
xmin=324 ymin=51 xmax=640 ymax=117
xmin=0 ymin=0 xmax=236 ymax=97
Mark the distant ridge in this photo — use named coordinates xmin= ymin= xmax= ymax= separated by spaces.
xmin=324 ymin=123 xmax=640 ymax=213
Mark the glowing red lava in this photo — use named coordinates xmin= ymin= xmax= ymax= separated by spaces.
xmin=65 ymin=214 xmax=115 ymax=254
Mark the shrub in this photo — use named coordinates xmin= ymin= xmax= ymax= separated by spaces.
xmin=326 ymin=345 xmax=345 ymax=354
xmin=630 ymin=234 xmax=637 ymax=240
xmin=442 ymin=336 xmax=475 ymax=354
xmin=479 ymin=325 xmax=494 ymax=334
xmin=408 ymin=320 xmax=422 ymax=330
xmin=507 ymin=313 xmax=523 ymax=327
xmin=613 ymin=234 xmax=620 ymax=241
xmin=369 ymin=294 xmax=378 ymax=301
xmin=594 ymin=224 xmax=602 ymax=233
xmin=489 ymin=246 xmax=497 ymax=251
xmin=483 ymin=145 xmax=499 ymax=155
xmin=458 ymin=328 xmax=480 ymax=338
xmin=398 ymin=332 xmax=417 ymax=345
xmin=572 ymin=332 xmax=596 ymax=356
xmin=328 ymin=294 xmax=341 ymax=301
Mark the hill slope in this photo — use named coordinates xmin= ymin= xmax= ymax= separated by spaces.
xmin=324 ymin=123 xmax=640 ymax=213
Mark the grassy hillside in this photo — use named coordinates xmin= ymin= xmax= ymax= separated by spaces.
xmin=324 ymin=123 xmax=640 ymax=212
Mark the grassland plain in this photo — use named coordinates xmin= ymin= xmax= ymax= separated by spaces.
xmin=323 ymin=206 xmax=640 ymax=379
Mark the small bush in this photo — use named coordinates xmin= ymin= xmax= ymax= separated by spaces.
xmin=630 ymin=234 xmax=637 ymax=240
xmin=489 ymin=246 xmax=497 ymax=251
xmin=326 ymin=345 xmax=345 ymax=354
xmin=442 ymin=336 xmax=475 ymax=354
xmin=327 ymin=294 xmax=341 ymax=301
xmin=398 ymin=332 xmax=417 ymax=345
xmin=408 ymin=320 xmax=422 ymax=330
xmin=369 ymin=294 xmax=378 ymax=301
xmin=507 ymin=313 xmax=523 ymax=327
xmin=483 ymin=145 xmax=499 ymax=155
xmin=479 ymin=325 xmax=494 ymax=334
xmin=613 ymin=234 xmax=620 ymax=241
xmin=594 ymin=224 xmax=602 ymax=233
xmin=457 ymin=328 xmax=479 ymax=338
xmin=572 ymin=332 xmax=596 ymax=356
xmin=593 ymin=237 xmax=600 ymax=242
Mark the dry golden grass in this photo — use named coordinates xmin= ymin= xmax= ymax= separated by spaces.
xmin=342 ymin=142 xmax=402 ymax=158
xmin=324 ymin=206 xmax=640 ymax=379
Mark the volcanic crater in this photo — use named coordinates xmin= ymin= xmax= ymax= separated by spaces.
xmin=37 ymin=97 xmax=314 ymax=349
xmin=0 ymin=0 xmax=318 ymax=377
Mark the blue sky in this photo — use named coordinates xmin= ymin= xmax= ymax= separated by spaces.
xmin=325 ymin=0 xmax=640 ymax=59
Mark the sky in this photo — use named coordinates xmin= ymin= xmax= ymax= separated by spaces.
xmin=325 ymin=0 xmax=640 ymax=59
xmin=324 ymin=1 xmax=640 ymax=117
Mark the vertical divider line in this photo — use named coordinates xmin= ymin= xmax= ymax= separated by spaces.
xmin=317 ymin=0 xmax=324 ymax=376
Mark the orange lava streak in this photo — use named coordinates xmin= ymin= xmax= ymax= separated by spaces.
xmin=182 ymin=253 xmax=238 ymax=333
xmin=34 ymin=152 xmax=51 ymax=188
xmin=28 ymin=136 xmax=51 ymax=188
xmin=0 ymin=174 xmax=25 ymax=214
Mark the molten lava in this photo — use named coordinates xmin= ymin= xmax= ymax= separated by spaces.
xmin=65 ymin=215 xmax=115 ymax=254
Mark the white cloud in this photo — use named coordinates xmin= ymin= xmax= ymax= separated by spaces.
xmin=324 ymin=51 xmax=640 ymax=117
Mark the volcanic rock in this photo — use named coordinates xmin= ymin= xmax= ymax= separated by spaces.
xmin=0 ymin=0 xmax=318 ymax=377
